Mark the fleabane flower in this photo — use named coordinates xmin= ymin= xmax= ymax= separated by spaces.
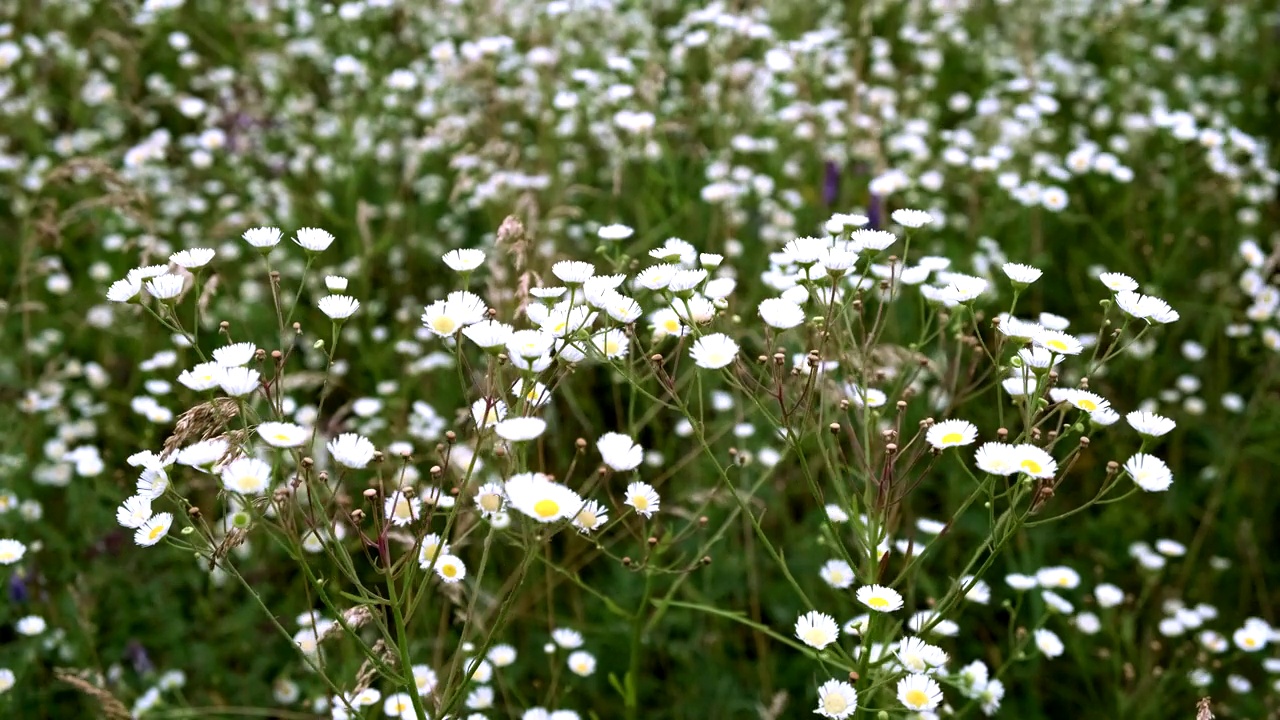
xmin=635 ymin=263 xmax=680 ymax=291
xmin=257 ymin=422 xmax=307 ymax=448
xmin=974 ymin=442 xmax=1019 ymax=476
xmin=1058 ymin=389 xmax=1111 ymax=415
xmin=170 ymin=248 xmax=215 ymax=268
xmin=434 ymin=554 xmax=466 ymax=583
xmin=213 ymin=342 xmax=257 ymax=367
xmin=795 ymin=611 xmax=840 ymax=650
xmin=0 ymin=539 xmax=26 ymax=565
xmin=624 ymin=481 xmax=660 ymax=517
xmin=293 ymin=227 xmax=335 ymax=251
xmin=850 ymin=229 xmax=898 ymax=252
xmin=896 ymin=637 xmax=948 ymax=674
xmin=1034 ymin=628 xmax=1065 ymax=658
xmin=1098 ymin=271 xmax=1139 ymax=292
xmin=925 ymin=419 xmax=978 ymax=449
xmin=820 ymin=559 xmax=855 ymax=589
xmin=422 ymin=292 xmax=488 ymax=337
xmin=145 ymin=274 xmax=185 ymax=300
xmin=1033 ymin=329 xmax=1084 ymax=355
xmin=318 ymin=295 xmax=360 ymax=320
xmin=462 ymin=319 xmax=514 ymax=349
xmin=471 ymin=398 xmax=508 ymax=429
xmin=116 ymin=495 xmax=153 ymax=528
xmin=552 ymin=260 xmax=596 ymax=284
xmin=591 ymin=329 xmax=629 ymax=359
xmin=505 ymin=472 xmax=582 ymax=523
xmin=897 ymin=674 xmax=943 ymax=712
xmin=815 ymin=679 xmax=858 ymax=719
xmin=758 ymin=297 xmax=806 ymax=330
xmin=1124 ymin=453 xmax=1173 ymax=491
xmin=495 ymin=417 xmax=547 ymax=442
xmin=219 ymin=367 xmax=260 ymax=397
xmin=690 ymin=333 xmax=739 ymax=369
xmin=177 ymin=361 xmax=225 ymax=391
xmin=1114 ymin=290 xmax=1179 ymax=324
xmin=242 ymin=226 xmax=282 ymax=248
xmin=134 ymin=512 xmax=174 ymax=547
xmin=567 ymin=650 xmax=597 ymax=677
xmin=220 ymin=457 xmax=272 ymax=495
xmin=1002 ymin=262 xmax=1043 ymax=285
xmin=474 ymin=482 xmax=506 ymax=516
xmin=597 ymin=432 xmax=643 ymax=471
xmin=939 ymin=275 xmax=988 ymax=304
xmin=442 ymin=248 xmax=485 ymax=271
xmin=598 ymin=224 xmax=634 ymax=241
xmin=857 ymin=585 xmax=904 ymax=612
xmin=1126 ymin=410 xmax=1176 ymax=437
xmin=572 ymin=499 xmax=608 ymax=534
xmin=327 ymin=433 xmax=376 ymax=469
xmin=892 ymin=208 xmax=933 ymax=228
xmin=1011 ymin=444 xmax=1057 ymax=478
xmin=384 ymin=490 xmax=422 ymax=526
xmin=107 ymin=277 xmax=142 ymax=302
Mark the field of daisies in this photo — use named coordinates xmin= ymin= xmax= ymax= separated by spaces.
xmin=2 ymin=0 xmax=1280 ymax=718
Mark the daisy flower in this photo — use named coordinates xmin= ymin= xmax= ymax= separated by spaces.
xmin=471 ymin=398 xmax=508 ymax=429
xmin=177 ymin=361 xmax=225 ymax=391
xmin=106 ymin=277 xmax=142 ymax=302
xmin=624 ymin=481 xmax=660 ymax=517
xmin=1124 ymin=453 xmax=1173 ymax=491
xmin=505 ymin=473 xmax=582 ymax=523
xmin=974 ymin=442 xmax=1019 ymax=476
xmin=135 ymin=512 xmax=174 ymax=547
xmin=257 ymin=422 xmax=307 ymax=448
xmin=815 ymin=679 xmax=858 ymax=719
xmin=795 ymin=611 xmax=840 ymax=650
xmin=1034 ymin=628 xmax=1065 ymax=657
xmin=758 ymin=297 xmax=806 ymax=330
xmin=598 ymin=224 xmax=634 ymax=241
xmin=384 ymin=491 xmax=422 ymax=526
xmin=820 ymin=559 xmax=855 ymax=589
xmin=220 ymin=457 xmax=272 ymax=495
xmin=567 ymin=650 xmax=596 ymax=677
xmin=116 ymin=495 xmax=153 ymax=528
xmin=925 ymin=419 xmax=978 ymax=449
xmin=856 ymin=585 xmax=904 ymax=612
xmin=327 ymin=433 xmax=376 ymax=469
xmin=896 ymin=636 xmax=948 ymax=674
xmin=572 ymin=499 xmax=608 ymax=534
xmin=892 ymin=208 xmax=933 ymax=228
xmin=293 ymin=227 xmax=334 ymax=251
xmin=170 ymin=248 xmax=215 ymax=268
xmin=1098 ymin=271 xmax=1139 ymax=292
xmin=1126 ymin=410 xmax=1176 ymax=437
xmin=442 ymin=248 xmax=485 ymax=271
xmin=213 ymin=342 xmax=256 ymax=367
xmin=219 ymin=367 xmax=260 ymax=397
xmin=690 ymin=333 xmax=739 ymax=369
xmin=318 ymin=295 xmax=360 ymax=320
xmin=1033 ymin=329 xmax=1084 ymax=355
xmin=897 ymin=673 xmax=943 ymax=711
xmin=1002 ymin=262 xmax=1043 ymax=285
xmin=145 ymin=274 xmax=185 ymax=300
xmin=495 ymin=417 xmax=547 ymax=442
xmin=597 ymin=432 xmax=643 ymax=472
xmin=1011 ymin=444 xmax=1057 ymax=478
xmin=242 ymin=226 xmax=282 ymax=248
xmin=434 ymin=554 xmax=466 ymax=583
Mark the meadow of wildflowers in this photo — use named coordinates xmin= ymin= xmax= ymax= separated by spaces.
xmin=1 ymin=0 xmax=1279 ymax=718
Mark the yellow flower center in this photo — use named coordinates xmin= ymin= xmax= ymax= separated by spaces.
xmin=577 ymin=509 xmax=598 ymax=527
xmin=236 ymin=476 xmax=257 ymax=492
xmin=867 ymin=596 xmax=889 ymax=609
xmin=483 ymin=409 xmax=499 ymax=425
xmin=1245 ymin=637 xmax=1258 ymax=647
xmin=534 ymin=499 xmax=560 ymax=518
xmin=802 ymin=628 xmax=826 ymax=646
xmin=630 ymin=495 xmax=649 ymax=510
xmin=941 ymin=432 xmax=962 ymax=444
xmin=1046 ymin=339 xmax=1067 ymax=352
xmin=431 ymin=316 xmax=458 ymax=334
xmin=662 ymin=319 xmax=680 ymax=333
xmin=441 ymin=564 xmax=457 ymax=578
xmin=273 ymin=432 xmax=293 ymax=443
xmin=1076 ymin=399 xmax=1097 ymax=411
xmin=479 ymin=493 xmax=502 ymax=512
xmin=394 ymin=499 xmax=413 ymax=519
xmin=823 ymin=694 xmax=848 ymax=713
xmin=905 ymin=689 xmax=928 ymax=708
xmin=552 ymin=321 xmax=567 ymax=334
xmin=605 ymin=340 xmax=620 ymax=355
xmin=1020 ymin=459 xmax=1042 ymax=474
